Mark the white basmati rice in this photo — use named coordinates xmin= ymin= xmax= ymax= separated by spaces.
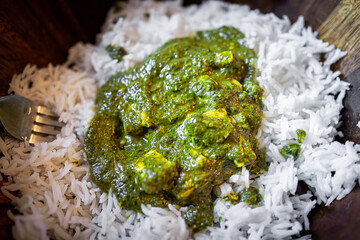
xmin=1 ymin=1 xmax=359 ymax=239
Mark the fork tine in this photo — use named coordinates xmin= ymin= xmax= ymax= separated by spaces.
xmin=33 ymin=106 xmax=64 ymax=144
xmin=32 ymin=124 xmax=60 ymax=135
xmin=34 ymin=115 xmax=64 ymax=128
xmin=29 ymin=134 xmax=56 ymax=145
xmin=36 ymin=106 xmax=58 ymax=117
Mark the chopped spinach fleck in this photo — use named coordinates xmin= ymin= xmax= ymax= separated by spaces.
xmin=296 ymin=129 xmax=306 ymax=143
xmin=106 ymin=45 xmax=127 ymax=62
xmin=238 ymin=187 xmax=263 ymax=205
xmin=279 ymin=143 xmax=301 ymax=161
xmin=221 ymin=186 xmax=262 ymax=206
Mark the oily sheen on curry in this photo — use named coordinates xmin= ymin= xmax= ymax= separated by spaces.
xmin=84 ymin=26 xmax=266 ymax=231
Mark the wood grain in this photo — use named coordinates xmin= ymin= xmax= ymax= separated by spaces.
xmin=310 ymin=187 xmax=360 ymax=240
xmin=318 ymin=0 xmax=360 ymax=77
xmin=337 ymin=67 xmax=360 ymax=144
xmin=316 ymin=0 xmax=360 ymax=144
xmin=0 ymin=0 xmax=113 ymax=97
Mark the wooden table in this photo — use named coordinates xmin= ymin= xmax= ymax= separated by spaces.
xmin=0 ymin=0 xmax=359 ymax=239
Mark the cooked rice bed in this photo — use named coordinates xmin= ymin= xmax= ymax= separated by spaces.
xmin=1 ymin=1 xmax=359 ymax=239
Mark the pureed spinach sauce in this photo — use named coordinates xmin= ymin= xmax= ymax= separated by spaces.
xmin=85 ymin=26 xmax=266 ymax=231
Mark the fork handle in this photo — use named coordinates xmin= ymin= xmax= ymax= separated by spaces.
xmin=0 ymin=95 xmax=31 ymax=119
xmin=0 ymin=95 xmax=35 ymax=140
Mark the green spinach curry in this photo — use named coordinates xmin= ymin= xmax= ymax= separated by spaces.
xmin=84 ymin=26 xmax=266 ymax=231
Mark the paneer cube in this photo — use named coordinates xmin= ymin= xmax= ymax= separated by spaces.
xmin=133 ymin=150 xmax=177 ymax=194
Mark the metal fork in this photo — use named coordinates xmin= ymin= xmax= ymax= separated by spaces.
xmin=0 ymin=95 xmax=64 ymax=144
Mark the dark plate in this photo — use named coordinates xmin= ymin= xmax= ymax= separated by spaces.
xmin=0 ymin=0 xmax=359 ymax=239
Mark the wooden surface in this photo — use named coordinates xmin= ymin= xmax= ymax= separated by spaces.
xmin=0 ymin=0 xmax=359 ymax=239
xmin=0 ymin=0 xmax=113 ymax=97
xmin=0 ymin=179 xmax=11 ymax=238
xmin=318 ymin=0 xmax=360 ymax=77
